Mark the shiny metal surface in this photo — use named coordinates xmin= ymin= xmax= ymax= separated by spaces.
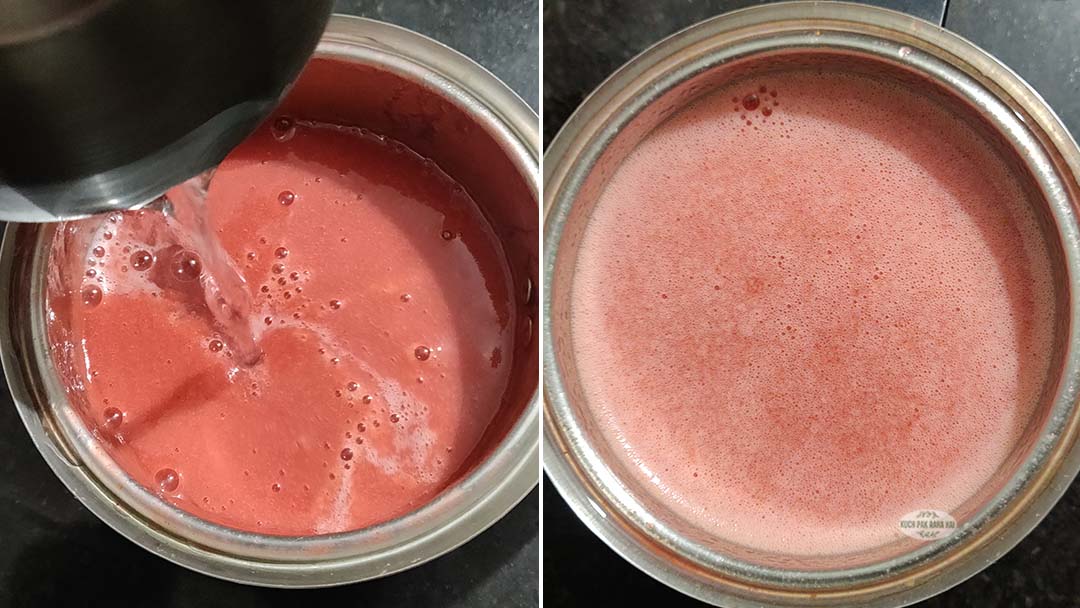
xmin=1 ymin=16 xmax=539 ymax=587
xmin=543 ymin=2 xmax=1080 ymax=606
xmin=0 ymin=0 xmax=332 ymax=222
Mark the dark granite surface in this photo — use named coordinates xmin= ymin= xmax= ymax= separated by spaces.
xmin=335 ymin=0 xmax=539 ymax=110
xmin=543 ymin=0 xmax=1080 ymax=606
xmin=0 ymin=2 xmax=538 ymax=607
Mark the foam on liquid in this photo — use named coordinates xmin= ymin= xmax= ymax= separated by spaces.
xmin=570 ymin=69 xmax=1058 ymax=555
xmin=47 ymin=118 xmax=517 ymax=535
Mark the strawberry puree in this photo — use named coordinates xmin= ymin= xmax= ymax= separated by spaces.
xmin=47 ymin=118 xmax=517 ymax=535
xmin=570 ymin=69 xmax=1058 ymax=555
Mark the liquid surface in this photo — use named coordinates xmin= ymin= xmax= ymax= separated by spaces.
xmin=571 ymin=70 xmax=1057 ymax=555
xmin=48 ymin=119 xmax=516 ymax=535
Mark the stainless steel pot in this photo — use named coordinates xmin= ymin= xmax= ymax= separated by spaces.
xmin=544 ymin=3 xmax=1080 ymax=606
xmin=1 ymin=16 xmax=539 ymax=588
xmin=0 ymin=0 xmax=334 ymax=222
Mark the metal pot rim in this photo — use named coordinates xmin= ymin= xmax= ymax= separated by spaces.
xmin=543 ymin=2 xmax=1080 ymax=606
xmin=1 ymin=14 xmax=539 ymax=588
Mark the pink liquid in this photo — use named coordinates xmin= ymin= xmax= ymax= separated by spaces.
xmin=571 ymin=69 xmax=1058 ymax=555
xmin=47 ymin=118 xmax=517 ymax=535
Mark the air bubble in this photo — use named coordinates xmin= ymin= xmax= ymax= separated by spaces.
xmin=103 ymin=407 xmax=124 ymax=429
xmin=82 ymin=286 xmax=103 ymax=307
xmin=170 ymin=250 xmax=202 ymax=282
xmin=272 ymin=116 xmax=295 ymax=141
xmin=155 ymin=468 xmax=180 ymax=493
xmin=130 ymin=250 xmax=154 ymax=271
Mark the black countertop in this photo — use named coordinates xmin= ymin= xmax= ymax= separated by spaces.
xmin=0 ymin=2 xmax=538 ymax=607
xmin=543 ymin=1 xmax=1080 ymax=606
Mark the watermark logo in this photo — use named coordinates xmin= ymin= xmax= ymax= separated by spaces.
xmin=898 ymin=510 xmax=957 ymax=541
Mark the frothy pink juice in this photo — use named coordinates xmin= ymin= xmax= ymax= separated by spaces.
xmin=47 ymin=118 xmax=517 ymax=535
xmin=571 ymin=69 xmax=1058 ymax=555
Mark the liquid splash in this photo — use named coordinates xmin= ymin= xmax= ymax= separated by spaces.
xmin=156 ymin=172 xmax=262 ymax=365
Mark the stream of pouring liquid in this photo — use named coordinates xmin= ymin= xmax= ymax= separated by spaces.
xmin=156 ymin=171 xmax=263 ymax=364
